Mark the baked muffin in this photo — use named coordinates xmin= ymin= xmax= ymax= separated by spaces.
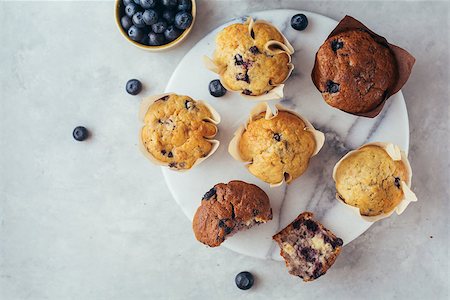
xmin=273 ymin=212 xmax=343 ymax=282
xmin=193 ymin=180 xmax=272 ymax=247
xmin=139 ymin=93 xmax=220 ymax=171
xmin=333 ymin=143 xmax=417 ymax=219
xmin=205 ymin=18 xmax=294 ymax=98
xmin=229 ymin=103 xmax=324 ymax=186
xmin=313 ymin=30 xmax=398 ymax=114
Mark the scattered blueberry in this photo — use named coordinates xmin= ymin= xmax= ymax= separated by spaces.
xmin=152 ymin=21 xmax=168 ymax=34
xmin=123 ymin=0 xmax=133 ymax=6
xmin=148 ymin=32 xmax=166 ymax=46
xmin=209 ymin=80 xmax=227 ymax=97
xmin=125 ymin=3 xmax=139 ymax=18
xmin=234 ymin=54 xmax=244 ymax=65
xmin=304 ymin=219 xmax=318 ymax=232
xmin=236 ymin=73 xmax=249 ymax=83
xmin=273 ymin=133 xmax=281 ymax=142
xmin=177 ymin=0 xmax=192 ymax=11
xmin=333 ymin=238 xmax=344 ymax=248
xmin=394 ymin=177 xmax=401 ymax=188
xmin=132 ymin=11 xmax=146 ymax=28
xmin=331 ymin=40 xmax=344 ymax=52
xmin=161 ymin=0 xmax=177 ymax=8
xmin=162 ymin=9 xmax=176 ymax=24
xmin=164 ymin=25 xmax=181 ymax=42
xmin=291 ymin=13 xmax=308 ymax=31
xmin=139 ymin=0 xmax=157 ymax=9
xmin=235 ymin=272 xmax=254 ymax=290
xmin=325 ymin=80 xmax=340 ymax=93
xmin=174 ymin=11 xmax=193 ymax=30
xmin=249 ymin=46 xmax=260 ymax=54
xmin=73 ymin=126 xmax=89 ymax=142
xmin=143 ymin=9 xmax=158 ymax=25
xmin=121 ymin=15 xmax=133 ymax=31
xmin=126 ymin=79 xmax=142 ymax=95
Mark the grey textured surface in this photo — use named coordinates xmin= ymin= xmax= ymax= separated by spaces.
xmin=0 ymin=1 xmax=449 ymax=299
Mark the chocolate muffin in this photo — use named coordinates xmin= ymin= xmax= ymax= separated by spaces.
xmin=193 ymin=180 xmax=272 ymax=247
xmin=140 ymin=94 xmax=220 ymax=170
xmin=313 ymin=30 xmax=398 ymax=114
xmin=273 ymin=212 xmax=343 ymax=282
xmin=209 ymin=18 xmax=294 ymax=97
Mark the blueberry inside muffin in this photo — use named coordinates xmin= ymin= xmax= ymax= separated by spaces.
xmin=239 ymin=111 xmax=316 ymax=184
xmin=141 ymin=94 xmax=218 ymax=170
xmin=273 ymin=212 xmax=343 ymax=282
xmin=313 ymin=30 xmax=398 ymax=114
xmin=193 ymin=180 xmax=272 ymax=247
xmin=213 ymin=21 xmax=292 ymax=96
xmin=334 ymin=145 xmax=408 ymax=216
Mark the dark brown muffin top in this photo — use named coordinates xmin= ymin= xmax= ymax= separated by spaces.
xmin=313 ymin=30 xmax=398 ymax=114
xmin=192 ymin=180 xmax=272 ymax=247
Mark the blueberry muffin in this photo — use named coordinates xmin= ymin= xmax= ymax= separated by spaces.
xmin=230 ymin=104 xmax=324 ymax=186
xmin=140 ymin=93 xmax=220 ymax=170
xmin=208 ymin=18 xmax=294 ymax=97
xmin=333 ymin=144 xmax=414 ymax=217
xmin=193 ymin=180 xmax=272 ymax=247
xmin=313 ymin=30 xmax=398 ymax=114
xmin=273 ymin=212 xmax=343 ymax=282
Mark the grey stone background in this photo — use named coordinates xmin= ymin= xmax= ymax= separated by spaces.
xmin=0 ymin=1 xmax=448 ymax=299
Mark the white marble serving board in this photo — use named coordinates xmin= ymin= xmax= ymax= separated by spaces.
xmin=161 ymin=9 xmax=409 ymax=260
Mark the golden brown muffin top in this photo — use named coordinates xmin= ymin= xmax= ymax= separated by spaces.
xmin=239 ymin=111 xmax=316 ymax=184
xmin=213 ymin=22 xmax=291 ymax=96
xmin=334 ymin=145 xmax=408 ymax=216
xmin=141 ymin=94 xmax=217 ymax=170
xmin=313 ymin=30 xmax=397 ymax=114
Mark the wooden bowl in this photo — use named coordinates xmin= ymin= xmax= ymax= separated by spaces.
xmin=114 ymin=0 xmax=196 ymax=51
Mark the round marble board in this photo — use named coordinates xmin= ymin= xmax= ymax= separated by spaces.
xmin=161 ymin=9 xmax=409 ymax=260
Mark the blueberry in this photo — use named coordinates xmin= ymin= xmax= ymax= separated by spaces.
xmin=304 ymin=219 xmax=318 ymax=232
xmin=123 ymin=0 xmax=133 ymax=6
xmin=291 ymin=13 xmax=308 ymax=31
xmin=331 ymin=40 xmax=344 ymax=52
xmin=121 ymin=15 xmax=133 ymax=30
xmin=332 ymin=238 xmax=344 ymax=248
xmin=249 ymin=46 xmax=260 ymax=54
xmin=325 ymin=80 xmax=340 ymax=93
xmin=148 ymin=32 xmax=166 ymax=46
xmin=140 ymin=0 xmax=157 ymax=9
xmin=143 ymin=9 xmax=158 ymax=25
xmin=174 ymin=11 xmax=193 ymax=30
xmin=164 ymin=25 xmax=181 ymax=42
xmin=394 ymin=177 xmax=401 ymax=188
xmin=234 ymin=54 xmax=243 ymax=65
xmin=273 ymin=133 xmax=281 ymax=142
xmin=126 ymin=79 xmax=142 ymax=95
xmin=152 ymin=21 xmax=167 ymax=34
xmin=132 ymin=12 xmax=146 ymax=28
xmin=202 ymin=187 xmax=216 ymax=200
xmin=140 ymin=35 xmax=149 ymax=45
xmin=125 ymin=3 xmax=139 ymax=18
xmin=235 ymin=272 xmax=254 ymax=290
xmin=242 ymin=89 xmax=252 ymax=95
xmin=73 ymin=126 xmax=89 ymax=142
xmin=177 ymin=0 xmax=192 ymax=11
xmin=128 ymin=25 xmax=144 ymax=41
xmin=133 ymin=0 xmax=140 ymax=4
xmin=236 ymin=73 xmax=249 ymax=83
xmin=161 ymin=0 xmax=177 ymax=8
xmin=209 ymin=79 xmax=227 ymax=97
xmin=167 ymin=151 xmax=173 ymax=158
xmin=162 ymin=9 xmax=176 ymax=24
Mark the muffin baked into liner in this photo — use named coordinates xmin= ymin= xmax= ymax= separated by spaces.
xmin=139 ymin=93 xmax=221 ymax=171
xmin=204 ymin=17 xmax=294 ymax=101
xmin=311 ymin=15 xmax=415 ymax=118
xmin=228 ymin=102 xmax=325 ymax=187
xmin=332 ymin=142 xmax=417 ymax=222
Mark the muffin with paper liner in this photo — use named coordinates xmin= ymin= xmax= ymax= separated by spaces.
xmin=333 ymin=142 xmax=417 ymax=222
xmin=204 ymin=17 xmax=294 ymax=100
xmin=228 ymin=103 xmax=325 ymax=187
xmin=139 ymin=93 xmax=221 ymax=171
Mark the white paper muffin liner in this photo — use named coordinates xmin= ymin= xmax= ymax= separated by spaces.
xmin=332 ymin=142 xmax=418 ymax=222
xmin=138 ymin=93 xmax=221 ymax=171
xmin=228 ymin=102 xmax=325 ymax=187
xmin=203 ymin=17 xmax=295 ymax=101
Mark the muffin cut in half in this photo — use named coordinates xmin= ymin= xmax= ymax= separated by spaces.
xmin=193 ymin=180 xmax=272 ymax=247
xmin=333 ymin=142 xmax=417 ymax=222
xmin=229 ymin=102 xmax=324 ymax=186
xmin=273 ymin=212 xmax=343 ymax=282
xmin=139 ymin=93 xmax=221 ymax=171
xmin=204 ymin=17 xmax=294 ymax=100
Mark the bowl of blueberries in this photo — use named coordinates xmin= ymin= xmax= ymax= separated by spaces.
xmin=115 ymin=0 xmax=195 ymax=51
